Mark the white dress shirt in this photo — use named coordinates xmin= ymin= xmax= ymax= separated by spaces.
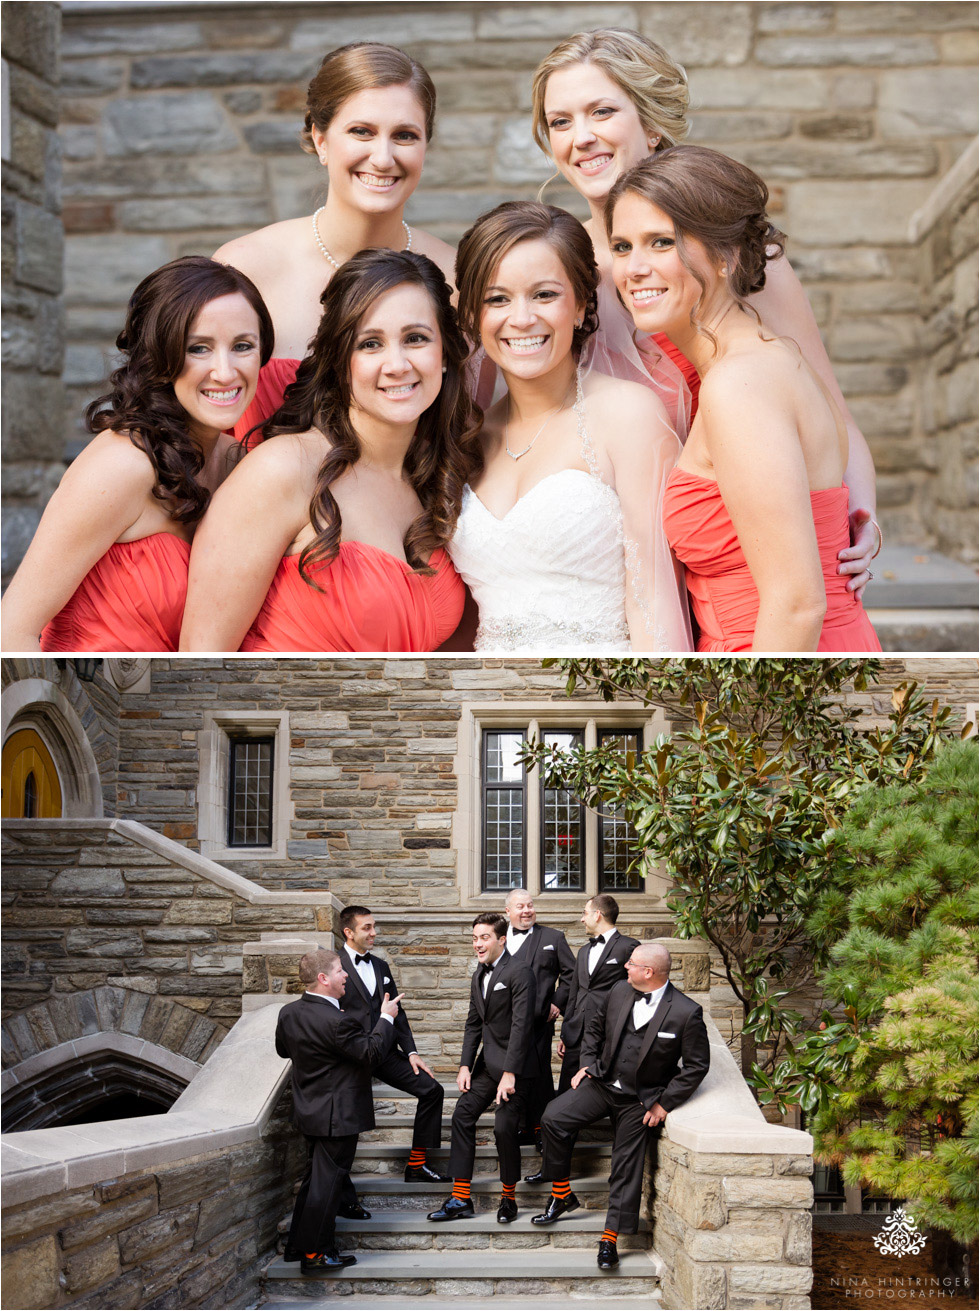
xmin=345 ymin=943 xmax=377 ymax=995
xmin=587 ymin=929 xmax=614 ymax=975
xmin=632 ymin=980 xmax=668 ymax=1030
xmin=506 ymin=925 xmax=532 ymax=955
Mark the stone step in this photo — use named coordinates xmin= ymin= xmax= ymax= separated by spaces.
xmin=330 ymin=1207 xmax=650 ymax=1250
xmin=865 ymin=544 xmax=978 ymax=652
xmin=262 ymin=1296 xmax=662 ymax=1310
xmin=353 ymin=1143 xmax=612 ymax=1180
xmin=262 ymin=1248 xmax=664 ymax=1300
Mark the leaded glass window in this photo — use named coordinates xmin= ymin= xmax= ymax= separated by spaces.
xmin=599 ymin=729 xmax=642 ymax=892
xmin=482 ymin=730 xmax=526 ymax=891
xmin=228 ymin=737 xmax=274 ymax=847
xmin=540 ymin=730 xmax=584 ymax=891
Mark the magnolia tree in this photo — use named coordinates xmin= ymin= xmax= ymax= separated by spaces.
xmin=764 ymin=740 xmax=978 ymax=1242
xmin=521 ymin=658 xmax=958 ymax=1079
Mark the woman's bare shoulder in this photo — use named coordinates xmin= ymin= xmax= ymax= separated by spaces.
xmin=584 ymin=369 xmax=672 ymax=426
xmin=213 ymin=217 xmax=310 ymax=279
xmin=411 ymin=229 xmax=457 ymax=284
xmin=69 ymin=429 xmax=158 ymax=490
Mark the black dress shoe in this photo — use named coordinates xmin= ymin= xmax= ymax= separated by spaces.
xmin=337 ymin=1203 xmax=372 ymax=1220
xmin=597 ymin=1239 xmax=619 ymax=1270
xmin=404 ymin=1162 xmax=451 ymax=1183
xmin=530 ymin=1192 xmax=580 ymax=1225
xmin=496 ymin=1196 xmax=518 ymax=1223
xmin=427 ymin=1195 xmax=475 ymax=1222
xmin=523 ymin=1169 xmax=544 ymax=1184
xmin=300 ymin=1250 xmax=355 ymax=1273
xmin=282 ymin=1244 xmax=300 ymax=1263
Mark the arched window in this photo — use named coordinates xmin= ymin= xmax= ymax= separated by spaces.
xmin=1 ymin=728 xmax=62 ymax=818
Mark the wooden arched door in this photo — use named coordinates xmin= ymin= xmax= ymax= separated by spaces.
xmin=1 ymin=728 xmax=63 ymax=817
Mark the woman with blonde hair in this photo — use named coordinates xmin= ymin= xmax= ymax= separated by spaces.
xmin=216 ymin=41 xmax=455 ymax=438
xmin=531 ymin=27 xmax=881 ymax=595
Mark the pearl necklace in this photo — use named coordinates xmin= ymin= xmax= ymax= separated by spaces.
xmin=312 ymin=205 xmax=413 ymax=271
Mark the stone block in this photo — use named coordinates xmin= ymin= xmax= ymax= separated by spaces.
xmin=15 ymin=201 xmax=62 ymax=295
xmin=117 ymin=1204 xmax=199 ymax=1264
xmin=60 ymin=1185 xmax=158 ymax=1251
xmin=61 ymin=1237 xmax=120 ymax=1295
xmin=688 ymin=67 xmax=831 ymax=111
xmin=65 ymin=928 xmax=143 ymax=958
xmin=693 ymin=1153 xmax=774 ymax=1176
xmin=729 ymin=1264 xmax=813 ymax=1295
xmin=757 ymin=3 xmax=833 ymax=33
xmin=156 ymin=1156 xmax=230 ymax=1210
xmin=61 ymin=58 xmax=126 ymax=96
xmin=785 ymin=1209 xmax=812 ymax=1264
xmin=830 ymin=315 xmax=919 ymax=364
xmin=688 ymin=1225 xmax=785 ymax=1263
xmin=757 ymin=35 xmax=938 ymax=65
xmin=879 ymin=68 xmax=979 ymax=137
xmin=2 ymin=2 xmax=59 ymax=77
xmin=0 ymin=1234 xmax=60 ymax=1310
xmin=103 ymin=93 xmax=238 ymax=156
xmin=64 ymin=235 xmax=169 ymax=306
xmin=776 ymin=1155 xmax=815 ymax=1177
xmin=61 ymin=22 xmax=204 ymax=58
xmin=666 ymin=1171 xmax=726 ymax=1230
xmin=291 ymin=9 xmax=477 ymax=48
xmin=689 ymin=113 xmax=793 ymax=143
xmin=129 ymin=51 xmax=317 ymax=89
xmin=637 ymin=3 xmax=752 ymax=65
xmin=722 ymin=1177 xmax=813 ymax=1209
xmin=119 ymin=197 xmax=272 ymax=232
xmin=672 ymin=1250 xmax=728 ymax=1310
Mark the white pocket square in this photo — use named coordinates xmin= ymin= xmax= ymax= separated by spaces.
xmin=543 ymin=944 xmax=555 ymax=951
xmin=608 ymin=958 xmax=619 ymax=964
xmin=658 ymin=1031 xmax=676 ymax=1039
xmin=493 ymin=981 xmax=506 ymax=991
xmin=384 ymin=976 xmax=392 ymax=984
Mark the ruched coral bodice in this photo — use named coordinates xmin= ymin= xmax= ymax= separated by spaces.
xmin=240 ymin=544 xmax=464 ymax=653
xmin=40 ymin=534 xmax=190 ymax=653
xmin=232 ymin=357 xmax=300 ymax=445
xmin=662 ymin=469 xmax=881 ymax=652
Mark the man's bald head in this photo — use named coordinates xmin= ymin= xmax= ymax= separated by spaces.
xmin=625 ymin=942 xmax=672 ymax=993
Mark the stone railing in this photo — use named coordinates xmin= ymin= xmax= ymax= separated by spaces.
xmin=0 ymin=1004 xmax=302 ymax=1310
xmin=908 ymin=138 xmax=979 ymax=565
xmin=652 ymin=1007 xmax=813 ymax=1310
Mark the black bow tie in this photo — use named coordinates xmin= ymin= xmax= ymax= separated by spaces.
xmin=511 ymin=927 xmax=530 ymax=936
xmin=355 ymin=953 xmax=372 ymax=966
xmin=634 ymin=990 xmax=655 ymax=1005
xmin=480 ymin=961 xmax=496 ymax=979
xmin=589 ymin=935 xmax=604 ymax=947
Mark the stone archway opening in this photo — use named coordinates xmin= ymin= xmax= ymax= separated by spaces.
xmin=3 ymin=1046 xmax=189 ymax=1132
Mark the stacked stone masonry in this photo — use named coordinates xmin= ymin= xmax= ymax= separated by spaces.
xmin=51 ymin=0 xmax=979 ymax=562
xmin=1 ymin=1 xmax=66 ymax=587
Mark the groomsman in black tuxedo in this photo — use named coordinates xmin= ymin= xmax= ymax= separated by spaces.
xmin=532 ymin=943 xmax=710 ymax=1271
xmin=558 ymin=894 xmax=640 ymax=1093
xmin=503 ymin=889 xmax=575 ymax=1149
xmin=275 ymin=948 xmax=401 ymax=1273
xmin=427 ymin=913 xmax=536 ymax=1225
xmin=337 ymin=904 xmax=448 ymax=1208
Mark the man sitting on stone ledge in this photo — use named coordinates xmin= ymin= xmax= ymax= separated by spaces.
xmin=532 ymin=943 xmax=710 ymax=1271
xmin=275 ymin=948 xmax=402 ymax=1273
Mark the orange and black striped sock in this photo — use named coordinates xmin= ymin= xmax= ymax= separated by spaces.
xmin=551 ymin=1179 xmax=571 ymax=1200
xmin=452 ymin=1178 xmax=472 ymax=1201
xmin=501 ymin=1182 xmax=516 ymax=1200
xmin=407 ymin=1149 xmax=426 ymax=1170
xmin=601 ymin=1228 xmax=618 ymax=1244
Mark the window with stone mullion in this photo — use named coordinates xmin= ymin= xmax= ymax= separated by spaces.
xmin=540 ymin=729 xmax=585 ymax=892
xmin=228 ymin=736 xmax=274 ymax=848
xmin=482 ymin=729 xmax=527 ymax=892
xmin=598 ymin=729 xmax=643 ymax=893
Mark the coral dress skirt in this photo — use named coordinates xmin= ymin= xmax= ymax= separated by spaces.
xmin=662 ymin=469 xmax=882 ymax=653
xmin=240 ymin=544 xmax=464 ymax=653
xmin=40 ymin=534 xmax=190 ymax=653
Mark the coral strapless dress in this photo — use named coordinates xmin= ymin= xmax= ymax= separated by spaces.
xmin=40 ymin=534 xmax=190 ymax=652
xmin=232 ymin=357 xmax=300 ymax=446
xmin=240 ymin=544 xmax=464 ymax=653
xmin=662 ymin=469 xmax=881 ymax=652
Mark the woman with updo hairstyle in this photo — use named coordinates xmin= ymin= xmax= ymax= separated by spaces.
xmin=214 ymin=41 xmax=455 ymax=439
xmin=607 ymin=145 xmax=881 ymax=652
xmin=531 ymin=26 xmax=881 ymax=597
xmin=181 ymin=249 xmax=479 ymax=653
xmin=448 ymin=200 xmax=692 ymax=653
xmin=2 ymin=256 xmax=271 ymax=652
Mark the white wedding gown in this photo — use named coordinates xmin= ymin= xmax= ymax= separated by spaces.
xmin=450 ymin=468 xmax=632 ymax=653
xmin=449 ymin=371 xmax=692 ymax=654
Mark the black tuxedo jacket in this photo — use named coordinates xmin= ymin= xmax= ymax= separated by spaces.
xmin=508 ymin=924 xmax=576 ymax=1024
xmin=338 ymin=949 xmax=416 ymax=1060
xmin=581 ymin=979 xmax=710 ymax=1114
xmin=275 ymin=992 xmax=396 ymax=1136
xmin=460 ymin=951 xmax=536 ymax=1081
xmin=561 ymin=929 xmax=641 ymax=1049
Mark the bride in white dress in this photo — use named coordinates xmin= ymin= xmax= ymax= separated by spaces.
xmin=450 ymin=201 xmax=692 ymax=653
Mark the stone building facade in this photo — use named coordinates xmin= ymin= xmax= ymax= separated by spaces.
xmin=1 ymin=2 xmax=66 ymax=587
xmin=43 ymin=0 xmax=980 ymax=565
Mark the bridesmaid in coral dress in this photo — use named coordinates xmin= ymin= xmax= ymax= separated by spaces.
xmin=1 ymin=257 xmax=272 ymax=653
xmin=214 ymin=42 xmax=456 ymax=443
xmin=180 ymin=249 xmax=480 ymax=653
xmin=607 ymin=146 xmax=881 ymax=654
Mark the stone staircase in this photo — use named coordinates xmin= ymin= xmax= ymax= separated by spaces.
xmin=865 ymin=544 xmax=978 ymax=651
xmin=259 ymin=1081 xmax=664 ymax=1309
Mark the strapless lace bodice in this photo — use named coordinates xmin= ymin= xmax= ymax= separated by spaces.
xmin=448 ymin=469 xmax=631 ymax=653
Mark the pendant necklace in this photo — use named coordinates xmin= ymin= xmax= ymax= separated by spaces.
xmin=504 ymin=387 xmax=571 ymax=461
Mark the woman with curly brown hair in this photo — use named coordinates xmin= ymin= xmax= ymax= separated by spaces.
xmin=216 ymin=41 xmax=456 ymax=440
xmin=1 ymin=256 xmax=272 ymax=652
xmin=180 ymin=249 xmax=480 ymax=653
xmin=609 ymin=147 xmax=881 ymax=652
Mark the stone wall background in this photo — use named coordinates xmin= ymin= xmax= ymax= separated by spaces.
xmin=51 ymin=0 xmax=979 ymax=562
xmin=1 ymin=2 xmax=66 ymax=588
